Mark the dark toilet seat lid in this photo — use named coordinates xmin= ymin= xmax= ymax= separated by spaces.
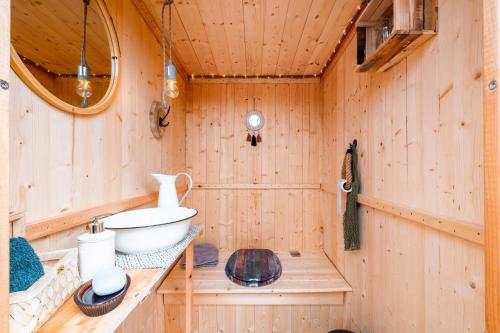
xmin=225 ymin=249 xmax=282 ymax=287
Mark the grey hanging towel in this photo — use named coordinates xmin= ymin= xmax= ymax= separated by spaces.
xmin=343 ymin=140 xmax=360 ymax=250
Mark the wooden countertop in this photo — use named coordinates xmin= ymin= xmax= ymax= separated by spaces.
xmin=38 ymin=268 xmax=169 ymax=333
xmin=38 ymin=225 xmax=201 ymax=333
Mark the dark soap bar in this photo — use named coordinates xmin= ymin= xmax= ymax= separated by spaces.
xmin=225 ymin=249 xmax=281 ymax=287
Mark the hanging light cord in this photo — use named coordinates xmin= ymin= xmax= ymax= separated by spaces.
xmin=81 ymin=0 xmax=90 ymax=66
xmin=162 ymin=0 xmax=173 ymax=71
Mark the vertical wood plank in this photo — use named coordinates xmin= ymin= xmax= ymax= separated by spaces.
xmin=484 ymin=0 xmax=500 ymax=330
xmin=0 ymin=0 xmax=9 ymax=330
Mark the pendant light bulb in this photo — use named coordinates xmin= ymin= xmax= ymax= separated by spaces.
xmin=161 ymin=0 xmax=178 ymax=106
xmin=76 ymin=63 xmax=93 ymax=99
xmin=163 ymin=60 xmax=179 ymax=102
xmin=77 ymin=0 xmax=92 ymax=108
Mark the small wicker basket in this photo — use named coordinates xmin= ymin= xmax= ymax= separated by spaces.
xmin=9 ymin=248 xmax=80 ymax=333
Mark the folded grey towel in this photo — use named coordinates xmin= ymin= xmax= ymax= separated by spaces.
xmin=181 ymin=243 xmax=219 ymax=268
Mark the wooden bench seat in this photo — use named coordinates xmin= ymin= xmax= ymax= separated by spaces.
xmin=158 ymin=251 xmax=351 ymax=306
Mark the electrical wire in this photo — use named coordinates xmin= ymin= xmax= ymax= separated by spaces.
xmin=81 ymin=0 xmax=90 ymax=66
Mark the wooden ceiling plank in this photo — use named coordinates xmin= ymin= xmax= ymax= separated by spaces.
xmin=130 ymin=0 xmax=192 ymax=77
xmin=261 ymin=0 xmax=290 ymax=75
xmin=243 ymin=0 xmax=265 ymax=75
xmin=220 ymin=0 xmax=247 ymax=75
xmin=139 ymin=0 xmax=363 ymax=77
xmin=174 ymin=0 xmax=218 ymax=74
xmin=288 ymin=0 xmax=336 ymax=75
xmin=303 ymin=0 xmax=361 ymax=75
xmin=195 ymin=0 xmax=233 ymax=75
xmin=275 ymin=0 xmax=313 ymax=75
xmin=170 ymin=5 xmax=204 ymax=75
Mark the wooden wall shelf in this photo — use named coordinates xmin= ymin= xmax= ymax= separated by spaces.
xmin=356 ymin=30 xmax=436 ymax=72
xmin=356 ymin=0 xmax=437 ymax=73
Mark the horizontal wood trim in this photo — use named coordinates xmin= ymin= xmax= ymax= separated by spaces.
xmin=9 ymin=211 xmax=24 ymax=222
xmin=189 ymin=77 xmax=320 ymax=84
xmin=357 ymin=194 xmax=484 ymax=245
xmin=25 ymin=193 xmax=158 ymax=241
xmin=193 ymin=184 xmax=321 ymax=190
xmin=163 ymin=292 xmax=344 ymax=305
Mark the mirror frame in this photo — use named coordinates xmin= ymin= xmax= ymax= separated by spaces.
xmin=245 ymin=111 xmax=265 ymax=131
xmin=10 ymin=0 xmax=120 ymax=115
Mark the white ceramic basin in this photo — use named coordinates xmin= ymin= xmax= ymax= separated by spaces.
xmin=102 ymin=207 xmax=197 ymax=254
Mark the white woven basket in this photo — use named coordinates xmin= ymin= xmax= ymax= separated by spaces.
xmin=9 ymin=248 xmax=80 ymax=333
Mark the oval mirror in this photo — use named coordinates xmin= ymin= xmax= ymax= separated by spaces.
xmin=10 ymin=0 xmax=119 ymax=115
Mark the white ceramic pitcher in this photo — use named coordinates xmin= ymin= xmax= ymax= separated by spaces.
xmin=151 ymin=173 xmax=193 ymax=208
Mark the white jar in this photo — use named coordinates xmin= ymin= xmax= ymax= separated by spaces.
xmin=78 ymin=219 xmax=115 ymax=282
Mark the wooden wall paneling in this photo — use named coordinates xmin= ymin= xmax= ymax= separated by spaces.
xmin=0 ymin=0 xmax=9 ymax=329
xmin=261 ymin=84 xmax=277 ymax=249
xmin=274 ymin=83 xmax=290 ymax=251
xmin=204 ymin=84 xmax=222 ymax=245
xmin=25 ymin=193 xmax=157 ymax=241
xmin=406 ymin=40 xmax=440 ymax=333
xmin=320 ymin=63 xmax=336 ymax=262
xmin=185 ymin=82 xmax=322 ymax=253
xmin=165 ymin=304 xmax=353 ymax=332
xmin=234 ymin=84 xmax=249 ymax=184
xmin=289 ymin=84 xmax=303 ymax=250
xmin=484 ymin=0 xmax=500 ymax=329
xmin=320 ymin=0 xmax=485 ymax=330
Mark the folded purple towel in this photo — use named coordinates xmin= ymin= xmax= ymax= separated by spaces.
xmin=181 ymin=243 xmax=219 ymax=269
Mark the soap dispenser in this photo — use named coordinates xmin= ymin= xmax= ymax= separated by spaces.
xmin=77 ymin=216 xmax=116 ymax=282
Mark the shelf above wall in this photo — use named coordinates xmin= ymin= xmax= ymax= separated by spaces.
xmin=356 ymin=30 xmax=435 ymax=72
xmin=356 ymin=0 xmax=437 ymax=73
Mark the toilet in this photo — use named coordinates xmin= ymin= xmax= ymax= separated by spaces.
xmin=225 ymin=249 xmax=282 ymax=287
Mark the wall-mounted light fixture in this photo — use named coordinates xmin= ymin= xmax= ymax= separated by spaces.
xmin=245 ymin=98 xmax=264 ymax=147
xmin=76 ymin=0 xmax=92 ymax=108
xmin=162 ymin=0 xmax=179 ymax=104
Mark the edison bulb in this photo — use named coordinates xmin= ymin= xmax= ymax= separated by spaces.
xmin=76 ymin=79 xmax=93 ymax=98
xmin=163 ymin=79 xmax=179 ymax=100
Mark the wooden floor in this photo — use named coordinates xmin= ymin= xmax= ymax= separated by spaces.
xmin=159 ymin=251 xmax=351 ymax=305
xmin=159 ymin=251 xmax=353 ymax=333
